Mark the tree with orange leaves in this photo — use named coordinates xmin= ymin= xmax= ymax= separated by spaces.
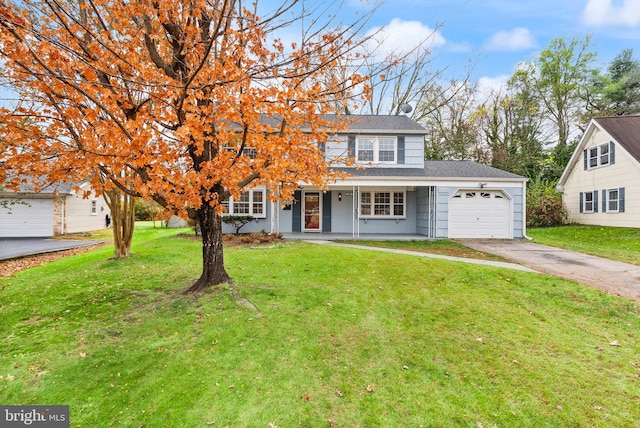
xmin=0 ymin=0 xmax=373 ymax=292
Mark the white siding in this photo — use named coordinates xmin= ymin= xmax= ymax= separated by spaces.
xmin=64 ymin=193 xmax=110 ymax=233
xmin=0 ymin=198 xmax=54 ymax=237
xmin=562 ymin=127 xmax=640 ymax=227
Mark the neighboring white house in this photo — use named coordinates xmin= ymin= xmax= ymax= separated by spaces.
xmin=0 ymin=179 xmax=110 ymax=237
xmin=219 ymin=115 xmax=529 ymax=239
xmin=557 ymin=115 xmax=640 ymax=227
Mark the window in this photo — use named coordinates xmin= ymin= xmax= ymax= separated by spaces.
xmin=607 ymin=189 xmax=619 ymax=212
xmin=583 ymin=191 xmax=595 ymax=213
xmin=587 ymin=143 xmax=611 ymax=169
xmin=222 ymin=189 xmax=266 ymax=218
xmin=90 ymin=200 xmax=97 ymax=215
xmin=360 ymin=190 xmax=405 ymax=218
xmin=356 ymin=136 xmax=397 ymax=164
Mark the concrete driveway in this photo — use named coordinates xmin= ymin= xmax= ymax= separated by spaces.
xmin=0 ymin=238 xmax=100 ymax=261
xmin=459 ymin=239 xmax=640 ymax=301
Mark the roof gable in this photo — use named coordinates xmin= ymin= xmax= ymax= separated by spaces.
xmin=558 ymin=115 xmax=640 ymax=188
xmin=593 ymin=116 xmax=640 ymax=162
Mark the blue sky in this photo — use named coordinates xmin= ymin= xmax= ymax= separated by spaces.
xmin=355 ymin=0 xmax=640 ymax=91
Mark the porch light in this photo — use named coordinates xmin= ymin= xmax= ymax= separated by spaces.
xmin=338 ymin=192 xmax=342 ymax=201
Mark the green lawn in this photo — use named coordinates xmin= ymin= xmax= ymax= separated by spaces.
xmin=1 ymin=224 xmax=640 ymax=427
xmin=528 ymin=225 xmax=640 ymax=265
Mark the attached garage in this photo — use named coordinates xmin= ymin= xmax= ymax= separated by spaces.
xmin=448 ymin=190 xmax=511 ymax=239
xmin=0 ymin=198 xmax=55 ymax=237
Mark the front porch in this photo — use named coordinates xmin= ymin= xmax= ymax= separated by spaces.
xmin=282 ymin=232 xmax=436 ymax=241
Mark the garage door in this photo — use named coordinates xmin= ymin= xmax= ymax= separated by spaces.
xmin=448 ymin=190 xmax=511 ymax=239
xmin=0 ymin=198 xmax=55 ymax=237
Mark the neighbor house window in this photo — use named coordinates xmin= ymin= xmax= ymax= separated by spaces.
xmin=607 ymin=189 xmax=619 ymax=212
xmin=90 ymin=200 xmax=97 ymax=215
xmin=360 ymin=190 xmax=405 ymax=218
xmin=356 ymin=137 xmax=397 ymax=164
xmin=222 ymin=189 xmax=266 ymax=218
xmin=588 ymin=143 xmax=611 ymax=169
xmin=582 ymin=191 xmax=595 ymax=213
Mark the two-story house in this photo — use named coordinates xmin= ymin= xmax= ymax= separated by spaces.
xmin=223 ymin=115 xmax=528 ymax=239
xmin=557 ymin=115 xmax=640 ymax=227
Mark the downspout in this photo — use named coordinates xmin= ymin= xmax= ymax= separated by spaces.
xmin=522 ymin=180 xmax=533 ymax=240
xmin=61 ymin=196 xmax=65 ymax=235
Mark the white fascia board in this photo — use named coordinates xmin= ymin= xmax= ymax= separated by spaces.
xmin=300 ymin=177 xmax=526 ymax=188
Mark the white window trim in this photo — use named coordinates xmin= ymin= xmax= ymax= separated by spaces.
xmin=356 ymin=136 xmax=397 ymax=165
xmin=583 ymin=191 xmax=595 ymax=213
xmin=222 ymin=188 xmax=266 ymax=218
xmin=359 ymin=190 xmax=406 ymax=219
xmin=606 ymin=188 xmax=619 ymax=213
xmin=588 ymin=143 xmax=610 ymax=169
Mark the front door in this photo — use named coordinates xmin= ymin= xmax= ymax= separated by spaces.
xmin=303 ymin=192 xmax=322 ymax=232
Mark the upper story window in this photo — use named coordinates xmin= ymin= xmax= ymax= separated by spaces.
xmin=222 ymin=189 xmax=266 ymax=218
xmin=356 ymin=137 xmax=397 ymax=164
xmin=90 ymin=200 xmax=97 ymax=215
xmin=587 ymin=143 xmax=611 ymax=169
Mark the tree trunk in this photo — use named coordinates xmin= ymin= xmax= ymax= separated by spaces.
xmin=185 ymin=202 xmax=230 ymax=293
xmin=103 ymin=187 xmax=135 ymax=259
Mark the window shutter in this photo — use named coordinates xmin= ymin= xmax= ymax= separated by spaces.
xmin=579 ymin=192 xmax=583 ymax=213
xmin=322 ymin=192 xmax=332 ymax=232
xmin=610 ymin=141 xmax=615 ymax=165
xmin=583 ymin=150 xmax=588 ymax=170
xmin=397 ymin=136 xmax=405 ymax=165
xmin=593 ymin=190 xmax=598 ymax=213
xmin=292 ymin=190 xmax=302 ymax=232
xmin=602 ymin=189 xmax=607 ymax=213
xmin=619 ymin=187 xmax=625 ymax=213
xmin=319 ymin=142 xmax=326 ymax=154
xmin=347 ymin=135 xmax=355 ymax=160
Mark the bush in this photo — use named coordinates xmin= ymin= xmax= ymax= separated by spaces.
xmin=222 ymin=215 xmax=255 ymax=234
xmin=134 ymin=199 xmax=162 ymax=221
xmin=527 ymin=179 xmax=566 ymax=227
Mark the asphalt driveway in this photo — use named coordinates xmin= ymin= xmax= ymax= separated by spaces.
xmin=459 ymin=239 xmax=640 ymax=301
xmin=0 ymin=238 xmax=100 ymax=261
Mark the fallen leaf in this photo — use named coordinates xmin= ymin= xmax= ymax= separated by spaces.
xmin=477 ymin=422 xmax=485 ymax=428
xmin=335 ymin=390 xmax=344 ymax=397
xmin=609 ymin=340 xmax=620 ymax=347
xmin=366 ymin=384 xmax=375 ymax=393
xmin=475 ymin=337 xmax=483 ymax=343
xmin=303 ymin=395 xmax=311 ymax=401
xmin=328 ymin=420 xmax=336 ymax=428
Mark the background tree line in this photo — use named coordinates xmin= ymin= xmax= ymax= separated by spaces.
xmin=370 ymin=35 xmax=640 ymax=226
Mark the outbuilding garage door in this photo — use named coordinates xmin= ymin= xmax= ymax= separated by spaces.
xmin=0 ymin=198 xmax=55 ymax=237
xmin=448 ymin=190 xmax=511 ymax=239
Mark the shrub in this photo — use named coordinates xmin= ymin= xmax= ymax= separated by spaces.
xmin=222 ymin=215 xmax=255 ymax=234
xmin=527 ymin=179 xmax=566 ymax=227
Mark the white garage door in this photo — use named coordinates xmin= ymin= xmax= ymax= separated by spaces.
xmin=0 ymin=198 xmax=55 ymax=237
xmin=448 ymin=190 xmax=511 ymax=239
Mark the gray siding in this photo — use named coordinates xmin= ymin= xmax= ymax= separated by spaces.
xmin=436 ymin=187 xmax=452 ymax=238
xmin=326 ymin=134 xmax=424 ymax=168
xmin=505 ymin=187 xmax=524 ymax=238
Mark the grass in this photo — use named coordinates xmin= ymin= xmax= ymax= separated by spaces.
xmin=1 ymin=224 xmax=640 ymax=427
xmin=528 ymin=225 xmax=640 ymax=265
xmin=339 ymin=239 xmax=506 ymax=261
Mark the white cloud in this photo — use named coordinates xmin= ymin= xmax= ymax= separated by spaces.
xmin=582 ymin=0 xmax=640 ymax=27
xmin=483 ymin=27 xmax=536 ymax=51
xmin=364 ymin=18 xmax=446 ymax=60
xmin=476 ymin=75 xmax=510 ymax=99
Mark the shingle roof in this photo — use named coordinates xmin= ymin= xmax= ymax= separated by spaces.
xmin=332 ymin=160 xmax=525 ymax=180
xmin=254 ymin=114 xmax=427 ymax=135
xmin=2 ymin=176 xmax=77 ymax=194
xmin=594 ymin=116 xmax=640 ymax=162
xmin=324 ymin=114 xmax=428 ymax=134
